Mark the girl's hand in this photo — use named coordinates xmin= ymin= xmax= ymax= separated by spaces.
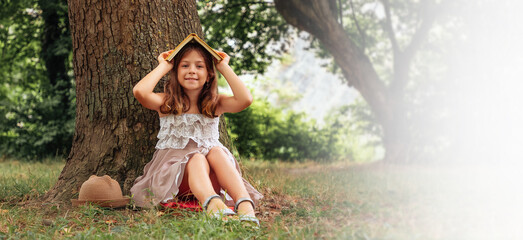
xmin=158 ymin=50 xmax=175 ymax=69
xmin=215 ymin=51 xmax=230 ymax=72
xmin=213 ymin=50 xmax=252 ymax=115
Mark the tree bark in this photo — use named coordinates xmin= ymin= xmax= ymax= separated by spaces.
xmin=274 ymin=0 xmax=419 ymax=163
xmin=43 ymin=0 xmax=232 ymax=203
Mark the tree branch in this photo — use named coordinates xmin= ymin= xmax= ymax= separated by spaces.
xmin=403 ymin=0 xmax=438 ymax=65
xmin=338 ymin=0 xmax=343 ymax=25
xmin=349 ymin=0 xmax=366 ymax=50
xmin=391 ymin=0 xmax=438 ymax=93
xmin=327 ymin=0 xmax=339 ymax=24
xmin=274 ymin=0 xmax=389 ymax=125
xmin=380 ymin=0 xmax=399 ymax=56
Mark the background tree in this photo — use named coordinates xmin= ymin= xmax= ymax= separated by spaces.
xmin=275 ymin=0 xmax=445 ymax=163
xmin=43 ymin=0 xmax=232 ymax=203
xmin=200 ymin=0 xmax=451 ymax=163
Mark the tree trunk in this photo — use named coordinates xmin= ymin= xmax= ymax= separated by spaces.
xmin=274 ymin=0 xmax=413 ymax=163
xmin=43 ymin=0 xmax=232 ymax=203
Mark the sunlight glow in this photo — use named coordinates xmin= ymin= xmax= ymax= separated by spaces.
xmin=419 ymin=1 xmax=523 ymax=238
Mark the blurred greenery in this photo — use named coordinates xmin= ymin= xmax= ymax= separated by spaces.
xmin=225 ymin=89 xmax=381 ymax=162
xmin=198 ymin=0 xmax=291 ymax=75
xmin=0 ymin=0 xmax=74 ymax=160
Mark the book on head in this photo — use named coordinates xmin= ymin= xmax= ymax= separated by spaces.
xmin=165 ymin=33 xmax=223 ymax=62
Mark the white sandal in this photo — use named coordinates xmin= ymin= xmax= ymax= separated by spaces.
xmin=234 ymin=197 xmax=260 ymax=227
xmin=202 ymin=194 xmax=236 ymax=219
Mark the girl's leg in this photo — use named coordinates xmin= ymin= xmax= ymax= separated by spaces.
xmin=206 ymin=147 xmax=255 ymax=216
xmin=180 ymin=153 xmax=228 ymax=213
xmin=178 ymin=167 xmax=221 ymax=197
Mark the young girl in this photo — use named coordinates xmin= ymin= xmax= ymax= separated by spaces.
xmin=130 ymin=42 xmax=262 ymax=225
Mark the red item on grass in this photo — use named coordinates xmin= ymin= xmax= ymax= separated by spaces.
xmin=160 ymin=199 xmax=235 ymax=212
xmin=160 ymin=199 xmax=202 ymax=212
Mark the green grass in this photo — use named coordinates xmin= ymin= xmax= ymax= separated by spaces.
xmin=1 ymin=159 xmax=520 ymax=239
xmin=0 ymin=159 xmax=64 ymax=203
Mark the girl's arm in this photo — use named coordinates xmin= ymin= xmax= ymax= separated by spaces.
xmin=133 ymin=51 xmax=173 ymax=111
xmin=215 ymin=51 xmax=253 ymax=115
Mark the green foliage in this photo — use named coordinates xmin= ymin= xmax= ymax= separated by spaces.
xmin=0 ymin=0 xmax=74 ymax=160
xmin=198 ymin=0 xmax=291 ymax=75
xmin=225 ymin=96 xmax=381 ymax=162
xmin=326 ymin=101 xmax=383 ymax=162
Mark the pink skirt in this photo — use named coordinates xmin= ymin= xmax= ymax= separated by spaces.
xmin=130 ymin=140 xmax=263 ymax=208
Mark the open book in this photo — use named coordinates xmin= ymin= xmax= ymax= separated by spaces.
xmin=165 ymin=33 xmax=223 ymax=62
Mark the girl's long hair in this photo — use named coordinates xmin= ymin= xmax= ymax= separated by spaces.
xmin=160 ymin=42 xmax=218 ymax=117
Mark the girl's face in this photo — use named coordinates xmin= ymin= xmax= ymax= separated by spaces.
xmin=176 ymin=50 xmax=208 ymax=92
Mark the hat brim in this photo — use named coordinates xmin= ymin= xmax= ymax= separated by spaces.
xmin=71 ymin=197 xmax=130 ymax=208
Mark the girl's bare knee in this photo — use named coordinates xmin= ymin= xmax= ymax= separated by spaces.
xmin=189 ymin=153 xmax=206 ymax=162
xmin=207 ymin=147 xmax=234 ymax=169
xmin=186 ymin=153 xmax=208 ymax=170
xmin=208 ymin=146 xmax=225 ymax=156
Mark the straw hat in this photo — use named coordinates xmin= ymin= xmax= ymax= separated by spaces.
xmin=71 ymin=175 xmax=130 ymax=208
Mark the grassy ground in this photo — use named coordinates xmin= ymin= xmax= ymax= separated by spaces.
xmin=1 ymin=158 xmax=521 ymax=239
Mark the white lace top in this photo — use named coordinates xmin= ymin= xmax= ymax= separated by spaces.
xmin=155 ymin=114 xmax=221 ymax=150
